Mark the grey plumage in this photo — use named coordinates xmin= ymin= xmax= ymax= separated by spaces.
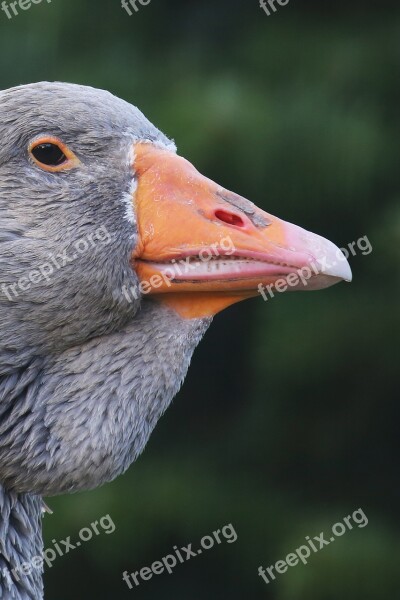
xmin=1 ymin=302 xmax=209 ymax=495
xmin=0 ymin=487 xmax=43 ymax=599
xmin=0 ymin=82 xmax=211 ymax=598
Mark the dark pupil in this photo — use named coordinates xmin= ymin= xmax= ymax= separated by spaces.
xmin=32 ymin=143 xmax=66 ymax=166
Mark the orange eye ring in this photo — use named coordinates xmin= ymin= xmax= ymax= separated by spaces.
xmin=29 ymin=137 xmax=80 ymax=172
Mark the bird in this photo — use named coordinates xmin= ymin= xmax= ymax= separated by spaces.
xmin=0 ymin=81 xmax=352 ymax=599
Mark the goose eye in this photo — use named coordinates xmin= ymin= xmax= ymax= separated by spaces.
xmin=32 ymin=143 xmax=67 ymax=166
xmin=29 ymin=137 xmax=80 ymax=172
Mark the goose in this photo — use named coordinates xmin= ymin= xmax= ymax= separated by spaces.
xmin=0 ymin=82 xmax=352 ymax=599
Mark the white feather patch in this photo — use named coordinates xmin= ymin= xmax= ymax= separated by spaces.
xmin=121 ymin=178 xmax=137 ymax=227
xmin=140 ymin=138 xmax=177 ymax=153
xmin=120 ymin=136 xmax=177 ymax=229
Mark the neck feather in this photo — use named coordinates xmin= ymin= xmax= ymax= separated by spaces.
xmin=0 ymin=300 xmax=210 ymax=599
xmin=0 ymin=301 xmax=211 ymax=495
xmin=0 ymin=486 xmax=44 ymax=600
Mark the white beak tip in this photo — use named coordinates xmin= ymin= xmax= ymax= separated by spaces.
xmin=322 ymin=259 xmax=353 ymax=283
xmin=305 ymin=233 xmax=353 ymax=284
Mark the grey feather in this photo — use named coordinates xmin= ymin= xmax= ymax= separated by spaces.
xmin=0 ymin=82 xmax=211 ymax=599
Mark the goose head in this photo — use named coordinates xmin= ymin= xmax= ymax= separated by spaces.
xmin=0 ymin=82 xmax=351 ymax=497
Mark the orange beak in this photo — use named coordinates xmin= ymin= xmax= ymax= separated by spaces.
xmin=132 ymin=143 xmax=352 ymax=319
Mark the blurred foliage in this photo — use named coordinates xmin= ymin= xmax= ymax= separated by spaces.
xmin=0 ymin=1 xmax=398 ymax=598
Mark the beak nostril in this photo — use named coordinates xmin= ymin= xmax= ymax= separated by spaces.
xmin=214 ymin=209 xmax=245 ymax=228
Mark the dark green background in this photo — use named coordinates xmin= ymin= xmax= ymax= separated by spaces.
xmin=0 ymin=1 xmax=398 ymax=598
